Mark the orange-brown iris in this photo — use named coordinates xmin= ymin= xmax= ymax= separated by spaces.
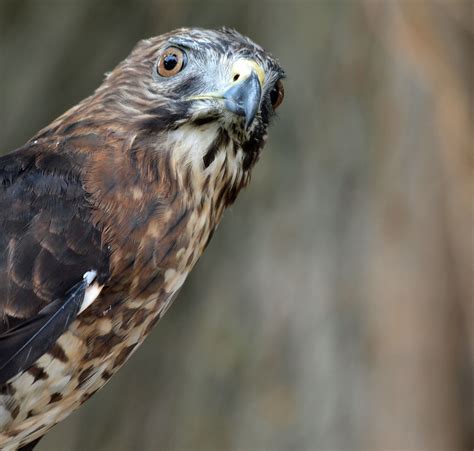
xmin=270 ymin=79 xmax=284 ymax=109
xmin=157 ymin=47 xmax=186 ymax=77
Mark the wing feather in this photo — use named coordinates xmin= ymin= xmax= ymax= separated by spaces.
xmin=0 ymin=276 xmax=89 ymax=384
xmin=0 ymin=139 xmax=109 ymax=382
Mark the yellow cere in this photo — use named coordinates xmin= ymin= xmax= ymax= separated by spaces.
xmin=231 ymin=59 xmax=265 ymax=87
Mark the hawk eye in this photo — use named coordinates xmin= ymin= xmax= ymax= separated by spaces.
xmin=270 ymin=79 xmax=284 ymax=109
xmin=157 ymin=47 xmax=186 ymax=77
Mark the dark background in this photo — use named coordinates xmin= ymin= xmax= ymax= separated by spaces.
xmin=1 ymin=1 xmax=473 ymax=450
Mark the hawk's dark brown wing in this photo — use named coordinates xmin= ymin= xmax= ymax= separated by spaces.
xmin=0 ymin=140 xmax=109 ymax=383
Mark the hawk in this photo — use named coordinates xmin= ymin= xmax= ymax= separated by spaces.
xmin=0 ymin=27 xmax=284 ymax=450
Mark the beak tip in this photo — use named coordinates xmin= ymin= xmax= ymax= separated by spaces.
xmin=245 ymin=114 xmax=255 ymax=130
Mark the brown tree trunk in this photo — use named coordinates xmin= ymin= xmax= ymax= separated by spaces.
xmin=365 ymin=1 xmax=473 ymax=448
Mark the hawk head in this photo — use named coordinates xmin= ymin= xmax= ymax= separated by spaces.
xmin=90 ymin=27 xmax=284 ymax=175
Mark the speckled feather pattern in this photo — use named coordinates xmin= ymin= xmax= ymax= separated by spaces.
xmin=0 ymin=27 xmax=283 ymax=450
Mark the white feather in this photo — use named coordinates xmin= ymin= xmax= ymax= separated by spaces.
xmin=80 ymin=271 xmax=104 ymax=314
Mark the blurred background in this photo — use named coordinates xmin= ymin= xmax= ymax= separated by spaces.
xmin=1 ymin=0 xmax=473 ymax=450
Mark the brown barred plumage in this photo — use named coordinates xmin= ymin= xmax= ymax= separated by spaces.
xmin=0 ymin=27 xmax=284 ymax=450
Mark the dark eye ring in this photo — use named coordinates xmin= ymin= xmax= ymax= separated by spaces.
xmin=270 ymin=79 xmax=284 ymax=109
xmin=157 ymin=47 xmax=186 ymax=77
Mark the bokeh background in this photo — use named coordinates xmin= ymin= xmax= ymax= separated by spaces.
xmin=1 ymin=0 xmax=473 ymax=450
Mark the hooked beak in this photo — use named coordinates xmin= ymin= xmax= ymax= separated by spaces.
xmin=223 ymin=71 xmax=262 ymax=129
xmin=188 ymin=59 xmax=265 ymax=129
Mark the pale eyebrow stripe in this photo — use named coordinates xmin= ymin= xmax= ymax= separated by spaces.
xmin=168 ymin=37 xmax=201 ymax=51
